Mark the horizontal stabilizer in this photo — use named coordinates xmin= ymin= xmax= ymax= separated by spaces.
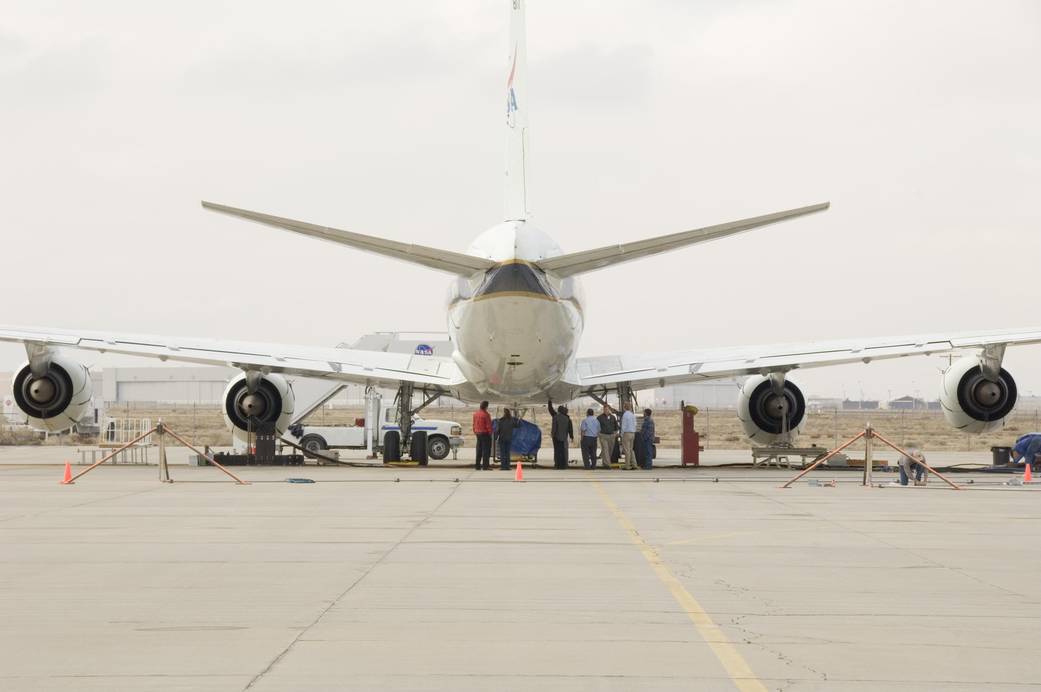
xmin=538 ymin=203 xmax=829 ymax=277
xmin=202 ymin=202 xmax=496 ymax=276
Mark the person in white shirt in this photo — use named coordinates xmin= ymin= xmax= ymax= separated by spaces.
xmin=620 ymin=403 xmax=638 ymax=470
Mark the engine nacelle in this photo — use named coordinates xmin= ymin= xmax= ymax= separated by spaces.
xmin=222 ymin=373 xmax=296 ymax=444
xmin=737 ymin=375 xmax=807 ymax=445
xmin=12 ymin=353 xmax=93 ymax=433
xmin=940 ymin=356 xmax=1017 ymax=434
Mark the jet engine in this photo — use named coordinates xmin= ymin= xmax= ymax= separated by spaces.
xmin=222 ymin=373 xmax=296 ymax=444
xmin=940 ymin=355 xmax=1017 ymax=433
xmin=11 ymin=353 xmax=93 ymax=433
xmin=737 ymin=374 xmax=806 ymax=445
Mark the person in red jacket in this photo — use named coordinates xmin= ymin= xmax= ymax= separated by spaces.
xmin=472 ymin=401 xmax=493 ymax=470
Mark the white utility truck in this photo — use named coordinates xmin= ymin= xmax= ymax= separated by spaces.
xmin=284 ymin=392 xmax=463 ymax=460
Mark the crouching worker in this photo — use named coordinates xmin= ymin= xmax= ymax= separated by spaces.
xmin=1011 ymin=433 xmax=1041 ymax=469
xmin=898 ymin=447 xmax=927 ymax=486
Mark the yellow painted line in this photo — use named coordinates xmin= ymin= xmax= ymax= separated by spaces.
xmin=593 ymin=482 xmax=768 ymax=692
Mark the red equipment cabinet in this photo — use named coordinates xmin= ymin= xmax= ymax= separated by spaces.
xmin=681 ymin=404 xmax=700 ymax=466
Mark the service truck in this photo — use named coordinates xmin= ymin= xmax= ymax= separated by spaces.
xmin=284 ymin=393 xmax=463 ymax=460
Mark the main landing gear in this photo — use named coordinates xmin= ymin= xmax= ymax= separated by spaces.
xmin=382 ymin=382 xmax=445 ymax=465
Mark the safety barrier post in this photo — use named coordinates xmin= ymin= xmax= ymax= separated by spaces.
xmin=161 ymin=426 xmax=250 ymax=485
xmin=780 ymin=430 xmax=865 ymax=488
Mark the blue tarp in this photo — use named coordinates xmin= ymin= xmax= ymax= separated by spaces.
xmin=492 ymin=418 xmax=542 ymax=457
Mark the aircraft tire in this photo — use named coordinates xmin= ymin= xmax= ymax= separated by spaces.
xmin=383 ymin=431 xmax=401 ymax=463
xmin=411 ymin=431 xmax=429 ymax=466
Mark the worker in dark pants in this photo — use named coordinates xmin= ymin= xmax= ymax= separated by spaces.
xmin=496 ymin=408 xmax=517 ymax=470
xmin=547 ymin=399 xmax=573 ymax=469
xmin=473 ymin=400 xmax=492 ymax=470
xmin=580 ymin=408 xmax=600 ymax=469
xmin=640 ymin=408 xmax=656 ymax=469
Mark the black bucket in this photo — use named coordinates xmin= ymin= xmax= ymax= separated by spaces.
xmin=991 ymin=446 xmax=1011 ymax=466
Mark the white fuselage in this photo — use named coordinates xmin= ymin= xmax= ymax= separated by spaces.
xmin=447 ymin=221 xmax=584 ymax=401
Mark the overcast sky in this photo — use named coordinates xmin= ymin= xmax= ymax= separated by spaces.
xmin=1 ymin=1 xmax=1039 ymax=400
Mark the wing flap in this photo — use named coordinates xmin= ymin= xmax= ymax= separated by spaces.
xmin=202 ymin=202 xmax=496 ymax=276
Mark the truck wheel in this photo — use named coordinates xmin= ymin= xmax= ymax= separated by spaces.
xmin=427 ymin=435 xmax=450 ymax=460
xmin=383 ymin=431 xmax=401 ymax=463
xmin=300 ymin=435 xmax=327 ymax=455
xmin=410 ymin=431 xmax=429 ymax=466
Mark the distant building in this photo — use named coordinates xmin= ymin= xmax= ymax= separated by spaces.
xmin=808 ymin=397 xmax=843 ymax=411
xmin=652 ymin=380 xmax=740 ymax=409
xmin=842 ymin=399 xmax=879 ymax=410
xmin=887 ymin=395 xmax=940 ymax=411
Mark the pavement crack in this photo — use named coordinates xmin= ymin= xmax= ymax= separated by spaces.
xmin=728 ymin=613 xmax=829 ymax=683
xmin=242 ymin=481 xmax=464 ymax=691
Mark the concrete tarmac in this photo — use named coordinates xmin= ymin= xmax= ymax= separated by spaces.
xmin=0 ymin=457 xmax=1039 ymax=691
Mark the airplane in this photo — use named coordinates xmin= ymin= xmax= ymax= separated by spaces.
xmin=0 ymin=0 xmax=1033 ymax=459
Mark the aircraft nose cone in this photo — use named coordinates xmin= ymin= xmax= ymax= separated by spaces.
xmin=28 ymin=378 xmax=55 ymax=404
xmin=240 ymin=393 xmax=267 ymax=418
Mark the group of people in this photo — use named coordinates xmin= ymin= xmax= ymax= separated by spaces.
xmin=471 ymin=401 xmax=517 ymax=470
xmin=558 ymin=401 xmax=656 ymax=470
xmin=472 ymin=398 xmax=657 ymax=470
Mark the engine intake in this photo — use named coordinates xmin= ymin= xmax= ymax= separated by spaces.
xmin=737 ymin=375 xmax=806 ymax=445
xmin=12 ymin=354 xmax=93 ymax=433
xmin=940 ymin=356 xmax=1016 ymax=433
xmin=222 ymin=373 xmax=296 ymax=444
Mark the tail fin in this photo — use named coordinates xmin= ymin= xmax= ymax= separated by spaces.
xmin=504 ymin=0 xmax=531 ymax=222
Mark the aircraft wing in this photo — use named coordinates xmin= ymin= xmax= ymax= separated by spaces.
xmin=537 ymin=203 xmax=829 ymax=278
xmin=568 ymin=328 xmax=1041 ymax=392
xmin=0 ymin=325 xmax=467 ymax=391
xmin=202 ymin=202 xmax=496 ymax=276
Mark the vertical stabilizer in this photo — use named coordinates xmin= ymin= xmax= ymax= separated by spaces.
xmin=504 ymin=0 xmax=530 ymax=221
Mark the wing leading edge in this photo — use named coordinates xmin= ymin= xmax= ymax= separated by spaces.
xmin=568 ymin=328 xmax=1041 ymax=392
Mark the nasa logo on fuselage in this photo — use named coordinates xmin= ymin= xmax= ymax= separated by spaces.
xmin=414 ymin=344 xmax=434 ymax=356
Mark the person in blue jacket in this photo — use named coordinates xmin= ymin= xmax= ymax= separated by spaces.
xmin=1011 ymin=433 xmax=1041 ymax=468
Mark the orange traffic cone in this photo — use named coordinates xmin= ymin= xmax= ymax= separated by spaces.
xmin=514 ymin=458 xmax=524 ymax=482
xmin=1025 ymin=463 xmax=1034 ymax=483
xmin=60 ymin=462 xmax=73 ymax=485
